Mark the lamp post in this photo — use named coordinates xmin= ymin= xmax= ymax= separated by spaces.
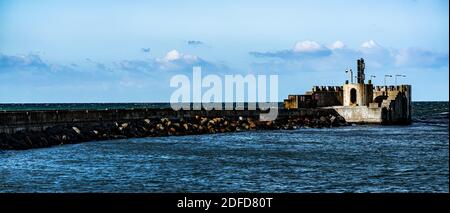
xmin=369 ymin=75 xmax=376 ymax=84
xmin=395 ymin=74 xmax=406 ymax=85
xmin=345 ymin=69 xmax=353 ymax=84
xmin=384 ymin=75 xmax=392 ymax=87
xmin=384 ymin=75 xmax=392 ymax=96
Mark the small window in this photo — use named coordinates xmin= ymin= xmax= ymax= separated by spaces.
xmin=350 ymin=88 xmax=357 ymax=104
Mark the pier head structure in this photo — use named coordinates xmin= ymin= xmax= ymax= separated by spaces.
xmin=284 ymin=58 xmax=411 ymax=124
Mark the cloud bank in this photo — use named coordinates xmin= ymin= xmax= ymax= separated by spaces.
xmin=0 ymin=50 xmax=229 ymax=102
xmin=117 ymin=49 xmax=228 ymax=73
xmin=1 ymin=49 xmax=228 ymax=74
xmin=0 ymin=53 xmax=50 ymax=70
xmin=250 ymin=40 xmax=333 ymax=60
xmin=249 ymin=40 xmax=448 ymax=70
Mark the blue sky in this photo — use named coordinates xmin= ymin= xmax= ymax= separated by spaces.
xmin=0 ymin=0 xmax=448 ymax=102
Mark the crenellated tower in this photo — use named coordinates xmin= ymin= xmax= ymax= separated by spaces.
xmin=343 ymin=58 xmax=373 ymax=107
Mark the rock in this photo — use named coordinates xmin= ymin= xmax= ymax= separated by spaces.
xmin=319 ymin=116 xmax=327 ymax=122
xmin=213 ymin=118 xmax=222 ymax=123
xmin=248 ymin=121 xmax=256 ymax=129
xmin=241 ymin=123 xmax=249 ymax=129
xmin=72 ymin=127 xmax=81 ymax=135
xmin=25 ymin=136 xmax=33 ymax=146
xmin=200 ymin=117 xmax=208 ymax=125
xmin=330 ymin=116 xmax=336 ymax=123
xmin=156 ymin=123 xmax=164 ymax=130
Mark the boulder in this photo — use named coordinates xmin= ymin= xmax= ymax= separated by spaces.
xmin=72 ymin=127 xmax=81 ymax=135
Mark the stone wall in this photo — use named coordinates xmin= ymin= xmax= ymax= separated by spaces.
xmin=312 ymin=86 xmax=343 ymax=107
xmin=332 ymin=106 xmax=383 ymax=123
xmin=284 ymin=86 xmax=343 ymax=109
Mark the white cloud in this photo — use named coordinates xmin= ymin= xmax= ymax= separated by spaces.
xmin=164 ymin=49 xmax=181 ymax=61
xmin=162 ymin=49 xmax=200 ymax=63
xmin=361 ymin=40 xmax=379 ymax=49
xmin=138 ymin=49 xmax=226 ymax=72
xmin=293 ymin=40 xmax=323 ymax=52
xmin=329 ymin=40 xmax=345 ymax=50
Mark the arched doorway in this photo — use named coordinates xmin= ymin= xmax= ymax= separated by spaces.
xmin=350 ymin=88 xmax=357 ymax=104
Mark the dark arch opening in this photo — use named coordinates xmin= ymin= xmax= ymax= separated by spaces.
xmin=350 ymin=88 xmax=357 ymax=104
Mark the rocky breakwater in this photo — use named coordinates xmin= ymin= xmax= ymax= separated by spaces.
xmin=0 ymin=113 xmax=347 ymax=150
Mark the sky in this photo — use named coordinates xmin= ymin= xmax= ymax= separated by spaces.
xmin=0 ymin=0 xmax=448 ymax=102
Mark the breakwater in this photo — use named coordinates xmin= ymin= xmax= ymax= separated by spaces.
xmin=0 ymin=108 xmax=347 ymax=150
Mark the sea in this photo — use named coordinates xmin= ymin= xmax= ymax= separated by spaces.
xmin=0 ymin=102 xmax=448 ymax=192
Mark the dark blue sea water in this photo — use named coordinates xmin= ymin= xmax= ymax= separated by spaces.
xmin=0 ymin=102 xmax=448 ymax=192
